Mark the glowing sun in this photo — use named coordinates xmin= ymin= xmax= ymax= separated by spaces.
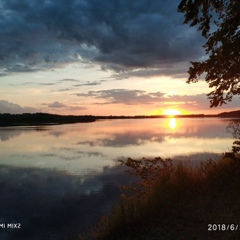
xmin=163 ymin=109 xmax=182 ymax=116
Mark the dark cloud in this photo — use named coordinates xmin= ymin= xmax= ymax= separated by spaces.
xmin=76 ymin=89 xmax=165 ymax=105
xmin=57 ymin=88 xmax=74 ymax=92
xmin=4 ymin=63 xmax=42 ymax=74
xmin=76 ymin=151 xmax=106 ymax=158
xmin=38 ymin=82 xmax=58 ymax=86
xmin=75 ymin=89 xmax=211 ymax=108
xmin=74 ymin=88 xmax=240 ymax=110
xmin=9 ymin=81 xmax=34 ymax=86
xmin=0 ymin=100 xmax=39 ymax=114
xmin=42 ymin=101 xmax=87 ymax=111
xmin=73 ymin=80 xmax=103 ymax=87
xmin=47 ymin=101 xmax=67 ymax=108
xmin=9 ymin=81 xmax=58 ymax=86
xmin=111 ymin=63 xmax=190 ymax=79
xmin=0 ymin=0 xmax=204 ymax=77
xmin=59 ymin=79 xmax=81 ymax=83
xmin=56 ymin=79 xmax=106 ymax=90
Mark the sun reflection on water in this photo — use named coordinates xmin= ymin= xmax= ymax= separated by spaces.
xmin=168 ymin=118 xmax=177 ymax=129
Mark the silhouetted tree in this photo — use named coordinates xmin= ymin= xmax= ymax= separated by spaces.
xmin=178 ymin=0 xmax=240 ymax=107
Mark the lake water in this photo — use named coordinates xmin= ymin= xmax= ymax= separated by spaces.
xmin=0 ymin=118 xmax=237 ymax=239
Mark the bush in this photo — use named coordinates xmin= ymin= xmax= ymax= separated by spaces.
xmin=81 ymin=155 xmax=240 ymax=240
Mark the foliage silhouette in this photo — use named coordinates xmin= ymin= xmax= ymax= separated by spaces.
xmin=178 ymin=0 xmax=240 ymax=107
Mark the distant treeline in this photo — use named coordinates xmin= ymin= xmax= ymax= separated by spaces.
xmin=95 ymin=114 xmax=207 ymax=119
xmin=218 ymin=110 xmax=240 ymax=118
xmin=1 ymin=110 xmax=240 ymax=127
xmin=0 ymin=113 xmax=96 ymax=126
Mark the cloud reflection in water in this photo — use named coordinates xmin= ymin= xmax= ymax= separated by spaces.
xmin=0 ymin=164 xmax=134 ymax=240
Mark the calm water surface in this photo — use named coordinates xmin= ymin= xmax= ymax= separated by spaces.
xmin=0 ymin=118 xmax=236 ymax=239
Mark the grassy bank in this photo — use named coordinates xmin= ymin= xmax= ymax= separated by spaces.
xmin=80 ymin=155 xmax=240 ymax=240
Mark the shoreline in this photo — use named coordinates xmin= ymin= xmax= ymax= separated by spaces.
xmin=1 ymin=111 xmax=240 ymax=127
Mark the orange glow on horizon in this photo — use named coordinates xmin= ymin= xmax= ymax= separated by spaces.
xmin=150 ymin=108 xmax=190 ymax=117
xmin=163 ymin=108 xmax=182 ymax=116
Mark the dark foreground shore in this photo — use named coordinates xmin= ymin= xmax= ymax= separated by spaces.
xmin=81 ymin=155 xmax=240 ymax=240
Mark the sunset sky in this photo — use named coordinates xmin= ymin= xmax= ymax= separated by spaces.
xmin=0 ymin=0 xmax=239 ymax=116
